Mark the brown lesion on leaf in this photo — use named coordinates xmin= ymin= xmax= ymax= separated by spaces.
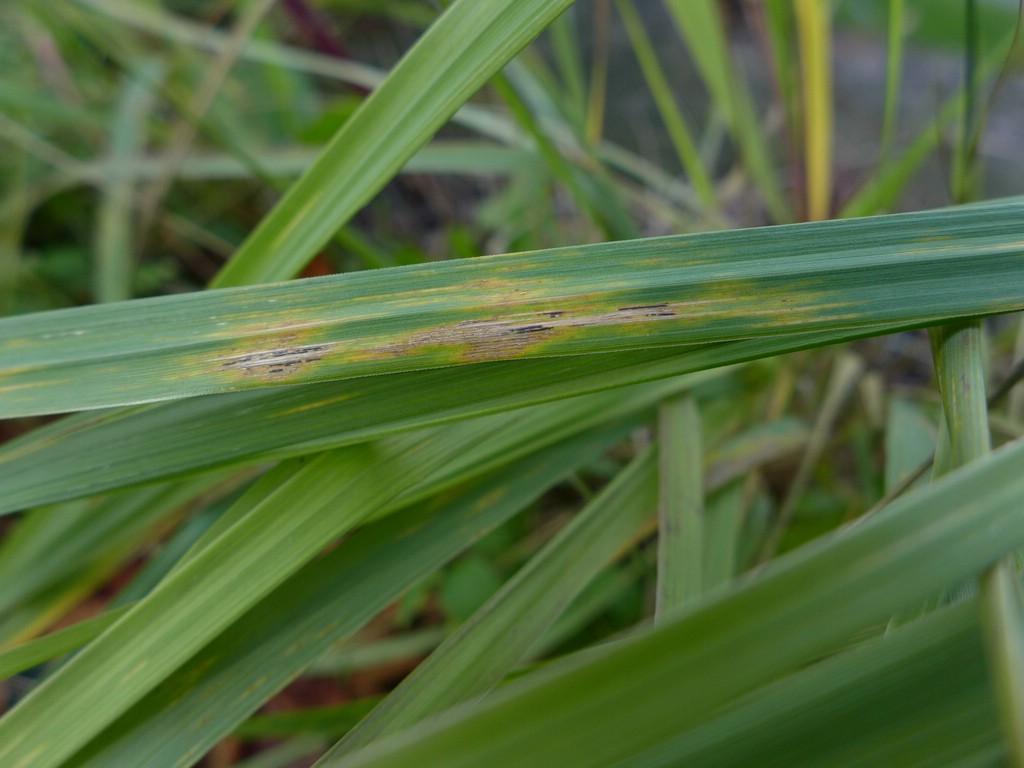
xmin=367 ymin=302 xmax=688 ymax=363
xmin=218 ymin=343 xmax=330 ymax=378
xmin=616 ymin=303 xmax=676 ymax=317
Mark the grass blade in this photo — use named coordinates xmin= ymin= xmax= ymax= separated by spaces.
xmin=66 ymin=424 xmax=627 ymax=768
xmin=795 ymin=0 xmax=833 ymax=220
xmin=332 ymin=436 xmax=1024 ymax=767
xmin=627 ymin=599 xmax=995 ymax=767
xmin=3 ymin=198 xmax=1024 ymax=417
xmin=210 ymin=0 xmax=576 ymax=287
xmin=320 ymin=447 xmax=656 ymax=762
xmin=663 ymin=0 xmax=790 ymax=222
xmin=0 ymin=421 xmax=486 ymax=768
xmin=656 ymin=394 xmax=704 ymax=615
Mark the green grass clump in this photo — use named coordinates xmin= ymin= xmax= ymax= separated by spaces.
xmin=1 ymin=1 xmax=1024 ymax=766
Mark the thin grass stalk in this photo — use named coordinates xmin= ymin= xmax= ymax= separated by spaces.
xmin=760 ymin=351 xmax=864 ymax=560
xmin=584 ymin=0 xmax=611 ymax=146
xmin=615 ymin=0 xmax=716 ymax=209
xmin=795 ymin=0 xmax=832 ymax=220
xmin=135 ymin=0 xmax=277 ymax=247
xmin=549 ymin=9 xmax=587 ymax=132
xmin=656 ymin=394 xmax=704 ymax=616
xmin=841 ymin=16 xmax=1020 ymax=218
xmin=317 ymin=448 xmax=656 ymax=764
xmin=491 ymin=72 xmax=636 ymax=241
xmin=879 ymin=0 xmax=904 ymax=160
xmin=931 ymin=319 xmax=1024 ymax=763
xmin=94 ymin=59 xmax=161 ymax=303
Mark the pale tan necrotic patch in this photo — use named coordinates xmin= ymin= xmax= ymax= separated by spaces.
xmin=218 ymin=343 xmax=329 ymax=378
xmin=215 ymin=302 xmax=688 ymax=378
xmin=370 ymin=303 xmax=683 ymax=362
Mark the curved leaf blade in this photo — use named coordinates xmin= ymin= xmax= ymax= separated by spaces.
xmin=2 ymin=198 xmax=1023 ymax=417
xmin=210 ymin=0 xmax=577 ymax=287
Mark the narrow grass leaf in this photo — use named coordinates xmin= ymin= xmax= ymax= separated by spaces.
xmin=0 ymin=420 xmax=490 ymax=768
xmin=663 ymin=0 xmax=790 ymax=222
xmin=0 ymin=324 xmax=952 ymax=515
xmin=210 ymin=0 xmax=577 ymax=287
xmin=980 ymin=562 xmax=1024 ymax=765
xmin=63 ymin=424 xmax=627 ymax=768
xmin=932 ymin=320 xmax=1024 ymax=762
xmin=309 ymin=631 xmax=447 ymax=679
xmin=703 ymin=417 xmax=809 ymax=490
xmin=3 ymin=198 xmax=1024 ymax=417
xmin=616 ymin=0 xmax=716 ymax=209
xmin=931 ymin=320 xmax=991 ymax=468
xmin=319 ymin=448 xmax=657 ymax=762
xmin=762 ymin=0 xmax=801 ymax=152
xmin=0 ymin=474 xmax=231 ymax=645
xmin=656 ymin=394 xmax=704 ymax=615
xmin=331 ymin=436 xmax=1024 ymax=767
xmin=884 ymin=397 xmax=936 ymax=494
xmin=841 ymin=27 xmax=1014 ymax=217
xmin=795 ymin=0 xmax=833 ymax=220
xmin=761 ymin=351 xmax=864 ymax=559
xmin=93 ymin=58 xmax=161 ymax=303
xmin=703 ymin=481 xmax=745 ymax=590
xmin=0 ymin=608 xmax=129 ymax=680
xmin=627 ymin=599 xmax=996 ymax=767
xmin=880 ymin=0 xmax=905 ymax=159
xmin=235 ymin=700 xmax=380 ymax=741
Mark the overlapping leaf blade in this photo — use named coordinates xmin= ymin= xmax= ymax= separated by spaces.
xmin=331 ymin=437 xmax=1024 ymax=767
xmin=64 ymin=424 xmax=632 ymax=768
xmin=2 ymin=197 xmax=1023 ymax=418
xmin=209 ymin=0 xmax=578 ymax=287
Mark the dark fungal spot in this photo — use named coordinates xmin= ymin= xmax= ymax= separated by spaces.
xmin=220 ymin=344 xmax=329 ymax=377
xmin=510 ymin=324 xmax=552 ymax=334
xmin=617 ymin=303 xmax=675 ymax=317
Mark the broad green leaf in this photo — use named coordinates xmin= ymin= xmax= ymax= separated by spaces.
xmin=63 ymin=424 xmax=627 ymax=768
xmin=330 ymin=436 xmax=1024 ymax=767
xmin=320 ymin=448 xmax=657 ymax=761
xmin=3 ymin=198 xmax=1024 ymax=418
